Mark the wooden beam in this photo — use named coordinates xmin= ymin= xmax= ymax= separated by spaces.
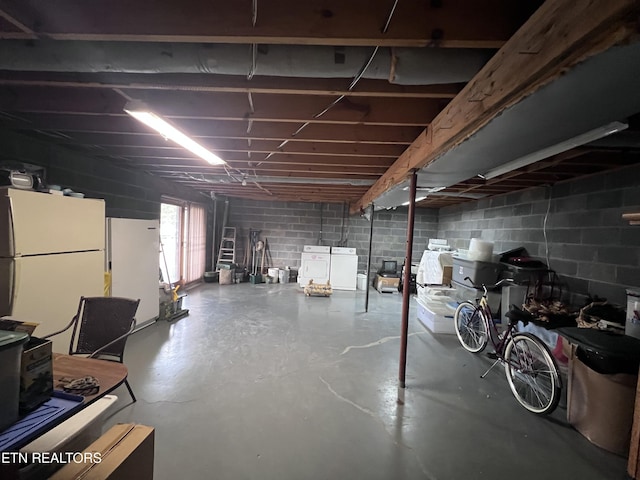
xmin=351 ymin=0 xmax=640 ymax=213
xmin=0 ymin=87 xmax=444 ymax=126
xmin=0 ymin=7 xmax=37 ymax=37
xmin=4 ymin=114 xmax=422 ymax=144
xmin=68 ymin=138 xmax=405 ymax=158
xmin=144 ymin=166 xmax=381 ymax=179
xmin=0 ymin=0 xmax=537 ymax=48
xmin=99 ymin=152 xmax=394 ymax=168
xmin=0 ymin=74 xmax=463 ymax=99
xmin=145 ymin=163 xmax=387 ymax=176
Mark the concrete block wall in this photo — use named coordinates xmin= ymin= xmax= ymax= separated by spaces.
xmin=0 ymin=129 xmax=205 ymax=219
xmin=364 ymin=208 xmax=440 ymax=275
xmin=438 ymin=163 xmax=640 ymax=306
xmin=226 ymin=198 xmax=439 ymax=277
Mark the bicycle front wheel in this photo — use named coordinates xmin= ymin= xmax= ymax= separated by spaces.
xmin=504 ymin=333 xmax=561 ymax=415
xmin=454 ymin=301 xmax=488 ymax=353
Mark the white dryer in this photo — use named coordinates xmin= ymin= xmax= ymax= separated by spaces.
xmin=330 ymin=247 xmax=358 ymax=291
xmin=298 ymin=245 xmax=332 ymax=287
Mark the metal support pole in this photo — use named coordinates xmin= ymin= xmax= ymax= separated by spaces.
xmin=211 ymin=198 xmax=218 ymax=271
xmin=398 ymin=171 xmax=417 ymax=394
xmin=365 ymin=203 xmax=374 ymax=312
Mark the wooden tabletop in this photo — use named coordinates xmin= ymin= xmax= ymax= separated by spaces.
xmin=53 ymin=353 xmax=129 ymax=404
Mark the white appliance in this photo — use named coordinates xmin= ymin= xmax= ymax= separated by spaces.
xmin=106 ymin=218 xmax=160 ymax=326
xmin=298 ymin=245 xmax=331 ymax=287
xmin=417 ymin=250 xmax=453 ymax=285
xmin=0 ymin=188 xmax=105 ymax=353
xmin=330 ymin=247 xmax=358 ymax=291
xmin=428 ymin=238 xmax=451 ymax=251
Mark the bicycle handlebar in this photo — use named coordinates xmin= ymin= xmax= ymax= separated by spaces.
xmin=463 ymin=277 xmax=514 ymax=295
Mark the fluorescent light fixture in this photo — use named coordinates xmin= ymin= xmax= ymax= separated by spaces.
xmin=124 ymin=100 xmax=226 ymax=165
xmin=403 ymin=186 xmax=446 ymax=193
xmin=482 ymin=120 xmax=628 ymax=180
xmin=402 ymin=196 xmax=427 ymax=206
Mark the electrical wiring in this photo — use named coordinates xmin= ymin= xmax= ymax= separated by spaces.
xmin=543 ymin=185 xmax=552 ymax=269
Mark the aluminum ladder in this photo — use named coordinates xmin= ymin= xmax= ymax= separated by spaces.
xmin=217 ymin=227 xmax=237 ymax=268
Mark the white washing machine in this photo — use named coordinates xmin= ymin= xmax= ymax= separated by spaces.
xmin=298 ymin=245 xmax=332 ymax=287
xmin=330 ymin=247 xmax=358 ymax=291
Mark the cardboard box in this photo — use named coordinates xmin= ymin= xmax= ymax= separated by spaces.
xmin=219 ymin=268 xmax=235 ymax=285
xmin=20 ymin=336 xmax=53 ymax=413
xmin=374 ymin=275 xmax=399 ymax=293
xmin=442 ymin=266 xmax=452 ymax=285
xmin=51 ymin=423 xmax=154 ymax=480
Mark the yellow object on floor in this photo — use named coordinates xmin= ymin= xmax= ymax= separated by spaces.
xmin=303 ymin=280 xmax=332 ymax=297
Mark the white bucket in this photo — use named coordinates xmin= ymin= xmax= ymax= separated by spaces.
xmin=626 ymin=290 xmax=640 ymax=339
xmin=278 ymin=269 xmax=289 ymax=284
xmin=268 ymin=267 xmax=279 ymax=283
xmin=357 ymin=273 xmax=367 ymax=290
xmin=468 ymin=238 xmax=494 ymax=262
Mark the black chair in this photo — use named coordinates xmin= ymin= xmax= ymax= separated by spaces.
xmin=43 ymin=296 xmax=141 ymax=402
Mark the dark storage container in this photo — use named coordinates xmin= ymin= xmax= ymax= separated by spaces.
xmin=0 ymin=330 xmax=29 ymax=431
xmin=20 ymin=337 xmax=53 ymax=413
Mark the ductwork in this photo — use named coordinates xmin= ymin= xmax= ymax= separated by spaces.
xmin=182 ymin=174 xmax=376 ymax=186
xmin=0 ymin=40 xmax=494 ymax=85
xmin=373 ymin=42 xmax=640 ymax=209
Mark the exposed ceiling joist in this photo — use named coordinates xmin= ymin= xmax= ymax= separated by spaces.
xmin=1 ymin=114 xmax=423 ymax=144
xmin=0 ymin=0 xmax=537 ymax=47
xmin=0 ymin=74 xmax=463 ymax=99
xmin=0 ymin=86 xmax=446 ymax=126
xmin=0 ymin=0 xmax=638 ymax=207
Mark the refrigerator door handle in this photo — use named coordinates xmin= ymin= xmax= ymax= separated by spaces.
xmin=8 ymin=196 xmax=16 ymax=257
xmin=8 ymin=259 xmax=15 ymax=314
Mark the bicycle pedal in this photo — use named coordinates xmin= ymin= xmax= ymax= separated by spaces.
xmin=486 ymin=351 xmax=498 ymax=360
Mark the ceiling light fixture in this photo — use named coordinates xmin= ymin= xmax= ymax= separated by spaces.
xmin=123 ymin=100 xmax=226 ymax=165
xmin=402 ymin=196 xmax=427 ymax=206
xmin=482 ymin=120 xmax=628 ymax=180
xmin=403 ymin=186 xmax=446 ymax=193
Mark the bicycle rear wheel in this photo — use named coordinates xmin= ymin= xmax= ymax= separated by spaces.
xmin=504 ymin=333 xmax=561 ymax=415
xmin=454 ymin=302 xmax=488 ymax=353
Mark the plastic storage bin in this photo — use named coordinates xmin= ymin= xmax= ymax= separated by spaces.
xmin=452 ymin=256 xmax=503 ymax=288
xmin=415 ymin=297 xmax=456 ymax=334
xmin=0 ymin=330 xmax=29 ymax=431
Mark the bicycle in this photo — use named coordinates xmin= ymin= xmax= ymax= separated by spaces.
xmin=453 ymin=277 xmax=561 ymax=415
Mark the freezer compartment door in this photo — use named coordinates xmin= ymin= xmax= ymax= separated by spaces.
xmin=5 ymin=251 xmax=104 ymax=353
xmin=107 ymin=218 xmax=160 ymax=324
xmin=0 ymin=188 xmax=105 ymax=257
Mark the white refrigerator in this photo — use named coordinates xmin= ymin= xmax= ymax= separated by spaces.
xmin=0 ymin=188 xmax=105 ymax=353
xmin=106 ymin=218 xmax=160 ymax=326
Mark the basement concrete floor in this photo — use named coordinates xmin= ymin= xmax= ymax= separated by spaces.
xmin=105 ymin=282 xmax=629 ymax=480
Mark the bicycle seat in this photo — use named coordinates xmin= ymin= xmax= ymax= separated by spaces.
xmin=505 ymin=305 xmax=533 ymax=325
